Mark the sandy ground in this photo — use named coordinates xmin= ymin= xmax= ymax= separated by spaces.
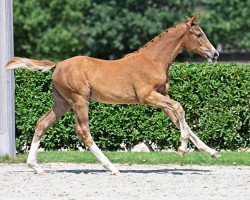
xmin=0 ymin=163 xmax=249 ymax=200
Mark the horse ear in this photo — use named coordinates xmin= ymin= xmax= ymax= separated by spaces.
xmin=191 ymin=13 xmax=200 ymax=23
xmin=190 ymin=13 xmax=200 ymax=24
xmin=186 ymin=14 xmax=200 ymax=27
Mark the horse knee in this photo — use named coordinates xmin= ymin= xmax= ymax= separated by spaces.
xmin=172 ymin=101 xmax=185 ymax=119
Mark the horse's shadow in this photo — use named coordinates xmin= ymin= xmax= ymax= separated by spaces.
xmin=45 ymin=168 xmax=211 ymax=175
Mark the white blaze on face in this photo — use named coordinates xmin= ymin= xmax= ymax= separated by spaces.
xmin=197 ymin=27 xmax=219 ymax=62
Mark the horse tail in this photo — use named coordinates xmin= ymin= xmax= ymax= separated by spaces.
xmin=5 ymin=57 xmax=56 ymax=72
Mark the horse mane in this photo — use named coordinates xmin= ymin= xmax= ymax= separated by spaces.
xmin=124 ymin=30 xmax=168 ymax=57
xmin=124 ymin=21 xmax=187 ymax=58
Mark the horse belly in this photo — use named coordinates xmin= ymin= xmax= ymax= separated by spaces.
xmin=90 ymin=83 xmax=138 ymax=104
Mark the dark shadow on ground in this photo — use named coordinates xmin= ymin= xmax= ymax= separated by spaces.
xmin=45 ymin=168 xmax=211 ymax=175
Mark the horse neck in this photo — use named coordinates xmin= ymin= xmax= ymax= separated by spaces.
xmin=140 ymin=24 xmax=186 ymax=70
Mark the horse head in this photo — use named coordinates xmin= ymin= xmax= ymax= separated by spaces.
xmin=182 ymin=14 xmax=219 ymax=62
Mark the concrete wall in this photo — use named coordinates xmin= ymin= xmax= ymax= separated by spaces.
xmin=0 ymin=0 xmax=16 ymax=157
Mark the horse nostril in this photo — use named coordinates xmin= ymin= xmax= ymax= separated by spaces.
xmin=214 ymin=51 xmax=219 ymax=58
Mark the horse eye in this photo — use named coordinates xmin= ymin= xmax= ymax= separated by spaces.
xmin=196 ymin=33 xmax=202 ymax=38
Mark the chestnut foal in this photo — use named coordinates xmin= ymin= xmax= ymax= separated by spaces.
xmin=6 ymin=15 xmax=219 ymax=175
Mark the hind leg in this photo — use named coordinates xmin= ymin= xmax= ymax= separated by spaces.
xmin=27 ymin=89 xmax=71 ymax=173
xmin=72 ymin=96 xmax=120 ymax=175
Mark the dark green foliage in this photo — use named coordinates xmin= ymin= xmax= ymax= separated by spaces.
xmin=15 ymin=63 xmax=250 ymax=152
xmin=13 ymin=0 xmax=250 ymax=60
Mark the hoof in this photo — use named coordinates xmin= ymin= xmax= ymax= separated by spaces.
xmin=211 ymin=152 xmax=221 ymax=158
xmin=27 ymin=163 xmax=34 ymax=169
xmin=178 ymin=147 xmax=187 ymax=157
xmin=35 ymin=168 xmax=45 ymax=175
xmin=27 ymin=163 xmax=45 ymax=174
xmin=111 ymin=171 xmax=123 ymax=176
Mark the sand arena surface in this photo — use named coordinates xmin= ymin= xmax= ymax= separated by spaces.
xmin=0 ymin=163 xmax=249 ymax=200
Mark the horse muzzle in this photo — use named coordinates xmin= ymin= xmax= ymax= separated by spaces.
xmin=205 ymin=50 xmax=219 ymax=62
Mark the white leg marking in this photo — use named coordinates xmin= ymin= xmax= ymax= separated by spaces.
xmin=27 ymin=139 xmax=44 ymax=174
xmin=187 ymin=126 xmax=220 ymax=157
xmin=89 ymin=143 xmax=120 ymax=174
xmin=178 ymin=118 xmax=190 ymax=155
xmin=178 ymin=119 xmax=219 ymax=158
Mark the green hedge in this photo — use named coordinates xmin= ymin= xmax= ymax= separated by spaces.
xmin=15 ymin=63 xmax=250 ymax=152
